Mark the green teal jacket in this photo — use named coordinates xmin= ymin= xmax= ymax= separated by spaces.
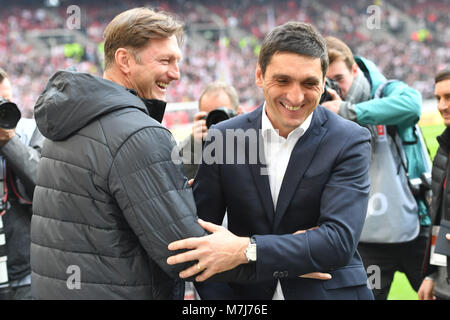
xmin=354 ymin=56 xmax=430 ymax=225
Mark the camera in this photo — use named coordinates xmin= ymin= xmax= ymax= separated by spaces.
xmin=0 ymin=99 xmax=21 ymax=129
xmin=409 ymin=172 xmax=432 ymax=205
xmin=319 ymin=78 xmax=343 ymax=104
xmin=205 ymin=107 xmax=238 ymax=129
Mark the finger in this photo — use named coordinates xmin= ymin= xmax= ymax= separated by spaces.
xmin=167 ymin=249 xmax=201 ymax=265
xmin=417 ymin=291 xmax=423 ymax=300
xmin=293 ymin=226 xmax=318 ymax=235
xmin=168 ymin=237 xmax=201 ymax=251
xmin=188 ymin=179 xmax=194 ymax=188
xmin=179 ymin=262 xmax=204 ymax=279
xmin=193 ymin=121 xmax=206 ymax=132
xmin=195 ymin=268 xmax=215 ymax=282
xmin=326 ymin=87 xmax=339 ymax=98
xmin=446 ymin=233 xmax=450 ymax=240
xmin=194 ymin=112 xmax=208 ymax=121
xmin=299 ymin=272 xmax=332 ymax=280
xmin=198 ymin=219 xmax=222 ymax=233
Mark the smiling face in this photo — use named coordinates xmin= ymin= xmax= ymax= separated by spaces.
xmin=128 ymin=35 xmax=182 ymax=101
xmin=435 ymin=79 xmax=450 ymax=126
xmin=326 ymin=59 xmax=357 ymax=99
xmin=256 ymin=52 xmax=324 ymax=137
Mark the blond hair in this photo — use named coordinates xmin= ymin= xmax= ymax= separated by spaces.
xmin=0 ymin=67 xmax=8 ymax=83
xmin=325 ymin=36 xmax=355 ymax=71
xmin=199 ymin=82 xmax=240 ymax=111
xmin=103 ymin=7 xmax=183 ymax=69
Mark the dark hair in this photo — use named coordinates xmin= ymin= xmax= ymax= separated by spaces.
xmin=435 ymin=69 xmax=450 ymax=84
xmin=258 ymin=21 xmax=328 ymax=77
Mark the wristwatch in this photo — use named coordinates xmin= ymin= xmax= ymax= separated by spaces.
xmin=244 ymin=237 xmax=257 ymax=263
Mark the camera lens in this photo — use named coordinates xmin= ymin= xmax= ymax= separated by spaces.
xmin=0 ymin=99 xmax=21 ymax=129
xmin=205 ymin=107 xmax=238 ymax=128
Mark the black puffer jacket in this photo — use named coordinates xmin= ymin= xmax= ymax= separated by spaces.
xmin=31 ymin=70 xmax=240 ymax=299
xmin=422 ymin=127 xmax=450 ymax=299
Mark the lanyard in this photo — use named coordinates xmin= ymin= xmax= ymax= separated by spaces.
xmin=0 ymin=160 xmax=7 ymax=216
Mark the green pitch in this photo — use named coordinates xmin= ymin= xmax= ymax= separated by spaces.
xmin=420 ymin=124 xmax=445 ymax=159
xmin=387 ymin=272 xmax=418 ymax=300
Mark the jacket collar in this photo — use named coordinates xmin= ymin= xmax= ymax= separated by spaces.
xmin=126 ymin=89 xmax=167 ymax=123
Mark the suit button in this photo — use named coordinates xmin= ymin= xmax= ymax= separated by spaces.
xmin=273 ymin=271 xmax=279 ymax=278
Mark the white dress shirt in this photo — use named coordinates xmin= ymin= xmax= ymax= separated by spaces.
xmin=260 ymin=102 xmax=313 ymax=300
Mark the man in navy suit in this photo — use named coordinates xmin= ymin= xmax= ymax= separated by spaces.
xmin=167 ymin=22 xmax=374 ymax=300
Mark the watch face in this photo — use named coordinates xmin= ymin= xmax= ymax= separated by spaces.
xmin=246 ymin=243 xmax=257 ymax=262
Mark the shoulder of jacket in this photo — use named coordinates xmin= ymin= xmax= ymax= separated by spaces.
xmin=434 ymin=146 xmax=448 ymax=166
xmin=97 ymin=108 xmax=172 ymax=153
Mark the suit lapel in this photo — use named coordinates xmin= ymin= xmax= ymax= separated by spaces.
xmin=273 ymin=108 xmax=329 ymax=230
xmin=247 ymin=106 xmax=275 ymax=225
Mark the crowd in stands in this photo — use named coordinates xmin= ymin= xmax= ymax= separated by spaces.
xmin=0 ymin=0 xmax=448 ymax=121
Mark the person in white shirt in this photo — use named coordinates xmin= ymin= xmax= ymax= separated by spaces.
xmin=167 ymin=22 xmax=373 ymax=300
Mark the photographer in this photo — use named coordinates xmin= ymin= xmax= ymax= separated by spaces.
xmin=322 ymin=37 xmax=431 ymax=300
xmin=180 ymin=81 xmax=241 ymax=179
xmin=0 ymin=68 xmax=43 ymax=299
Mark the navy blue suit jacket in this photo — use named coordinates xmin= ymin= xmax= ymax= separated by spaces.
xmin=194 ymin=105 xmax=374 ymax=300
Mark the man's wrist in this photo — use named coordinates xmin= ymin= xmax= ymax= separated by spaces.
xmin=0 ymin=130 xmax=15 ymax=147
xmin=243 ymin=236 xmax=257 ymax=263
xmin=238 ymin=237 xmax=251 ymax=264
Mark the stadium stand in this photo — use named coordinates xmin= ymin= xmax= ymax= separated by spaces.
xmin=0 ymin=0 xmax=448 ymax=125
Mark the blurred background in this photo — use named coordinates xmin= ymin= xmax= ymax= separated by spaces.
xmin=0 ymin=0 xmax=448 ymax=136
xmin=0 ymin=0 xmax=448 ymax=299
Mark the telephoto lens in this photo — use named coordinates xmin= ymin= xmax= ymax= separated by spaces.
xmin=205 ymin=107 xmax=238 ymax=129
xmin=0 ymin=98 xmax=21 ymax=129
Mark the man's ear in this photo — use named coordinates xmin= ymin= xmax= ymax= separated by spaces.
xmin=255 ymin=64 xmax=263 ymax=88
xmin=351 ymin=62 xmax=358 ymax=77
xmin=115 ymin=48 xmax=132 ymax=74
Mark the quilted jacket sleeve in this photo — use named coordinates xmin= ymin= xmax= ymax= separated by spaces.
xmin=108 ymin=126 xmax=255 ymax=282
xmin=0 ymin=127 xmax=44 ymax=199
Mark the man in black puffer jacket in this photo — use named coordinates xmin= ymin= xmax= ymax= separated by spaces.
xmin=30 ymin=8 xmax=253 ymax=300
xmin=418 ymin=69 xmax=450 ymax=300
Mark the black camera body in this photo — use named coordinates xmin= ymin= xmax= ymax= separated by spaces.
xmin=409 ymin=172 xmax=432 ymax=197
xmin=319 ymin=78 xmax=343 ymax=104
xmin=205 ymin=107 xmax=238 ymax=129
xmin=0 ymin=99 xmax=21 ymax=129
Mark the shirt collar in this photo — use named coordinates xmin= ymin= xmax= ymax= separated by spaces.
xmin=261 ymin=102 xmax=313 ymax=141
